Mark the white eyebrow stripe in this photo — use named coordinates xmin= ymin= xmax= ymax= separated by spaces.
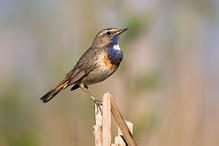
xmin=98 ymin=28 xmax=118 ymax=36
xmin=99 ymin=30 xmax=107 ymax=36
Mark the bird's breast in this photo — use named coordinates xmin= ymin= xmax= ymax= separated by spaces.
xmin=103 ymin=53 xmax=118 ymax=72
xmin=82 ymin=52 xmax=119 ymax=85
xmin=95 ymin=52 xmax=119 ymax=73
xmin=81 ymin=48 xmax=123 ymax=85
xmin=106 ymin=45 xmax=123 ymax=66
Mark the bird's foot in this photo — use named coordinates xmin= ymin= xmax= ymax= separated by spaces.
xmin=94 ymin=99 xmax=103 ymax=115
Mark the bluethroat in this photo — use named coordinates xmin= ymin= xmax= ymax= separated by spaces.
xmin=41 ymin=28 xmax=128 ymax=106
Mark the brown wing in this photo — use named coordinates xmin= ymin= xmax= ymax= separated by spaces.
xmin=66 ymin=47 xmax=103 ymax=85
xmin=40 ymin=47 xmax=104 ymax=103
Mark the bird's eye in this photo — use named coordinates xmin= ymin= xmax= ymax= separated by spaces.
xmin=106 ymin=31 xmax=111 ymax=35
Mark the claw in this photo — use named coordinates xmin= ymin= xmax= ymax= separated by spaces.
xmin=94 ymin=99 xmax=103 ymax=115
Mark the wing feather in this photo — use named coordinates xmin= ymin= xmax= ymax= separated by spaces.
xmin=66 ymin=47 xmax=103 ymax=85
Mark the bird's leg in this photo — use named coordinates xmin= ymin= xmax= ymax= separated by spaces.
xmin=80 ymin=84 xmax=102 ymax=113
xmin=85 ymin=86 xmax=103 ymax=104
xmin=80 ymin=85 xmax=102 ymax=104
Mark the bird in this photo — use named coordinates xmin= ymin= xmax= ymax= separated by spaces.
xmin=40 ymin=28 xmax=128 ymax=106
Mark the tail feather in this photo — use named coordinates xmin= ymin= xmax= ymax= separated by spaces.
xmin=40 ymin=87 xmax=62 ymax=103
xmin=41 ymin=78 xmax=69 ymax=103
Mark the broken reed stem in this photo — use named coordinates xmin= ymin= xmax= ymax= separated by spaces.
xmin=109 ymin=92 xmax=137 ymax=146
xmin=94 ymin=92 xmax=137 ymax=146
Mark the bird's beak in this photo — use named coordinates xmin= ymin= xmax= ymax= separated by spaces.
xmin=120 ymin=28 xmax=128 ymax=33
xmin=113 ymin=28 xmax=128 ymax=36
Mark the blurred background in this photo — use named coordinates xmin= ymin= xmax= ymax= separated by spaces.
xmin=0 ymin=0 xmax=219 ymax=145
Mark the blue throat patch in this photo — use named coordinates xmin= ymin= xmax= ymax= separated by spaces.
xmin=107 ymin=46 xmax=123 ymax=66
xmin=107 ymin=33 xmax=123 ymax=66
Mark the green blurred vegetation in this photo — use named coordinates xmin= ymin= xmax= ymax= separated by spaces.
xmin=0 ymin=89 xmax=39 ymax=146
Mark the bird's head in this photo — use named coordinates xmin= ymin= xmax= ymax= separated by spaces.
xmin=92 ymin=28 xmax=128 ymax=47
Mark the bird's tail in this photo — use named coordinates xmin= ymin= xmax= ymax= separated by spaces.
xmin=40 ymin=78 xmax=69 ymax=103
